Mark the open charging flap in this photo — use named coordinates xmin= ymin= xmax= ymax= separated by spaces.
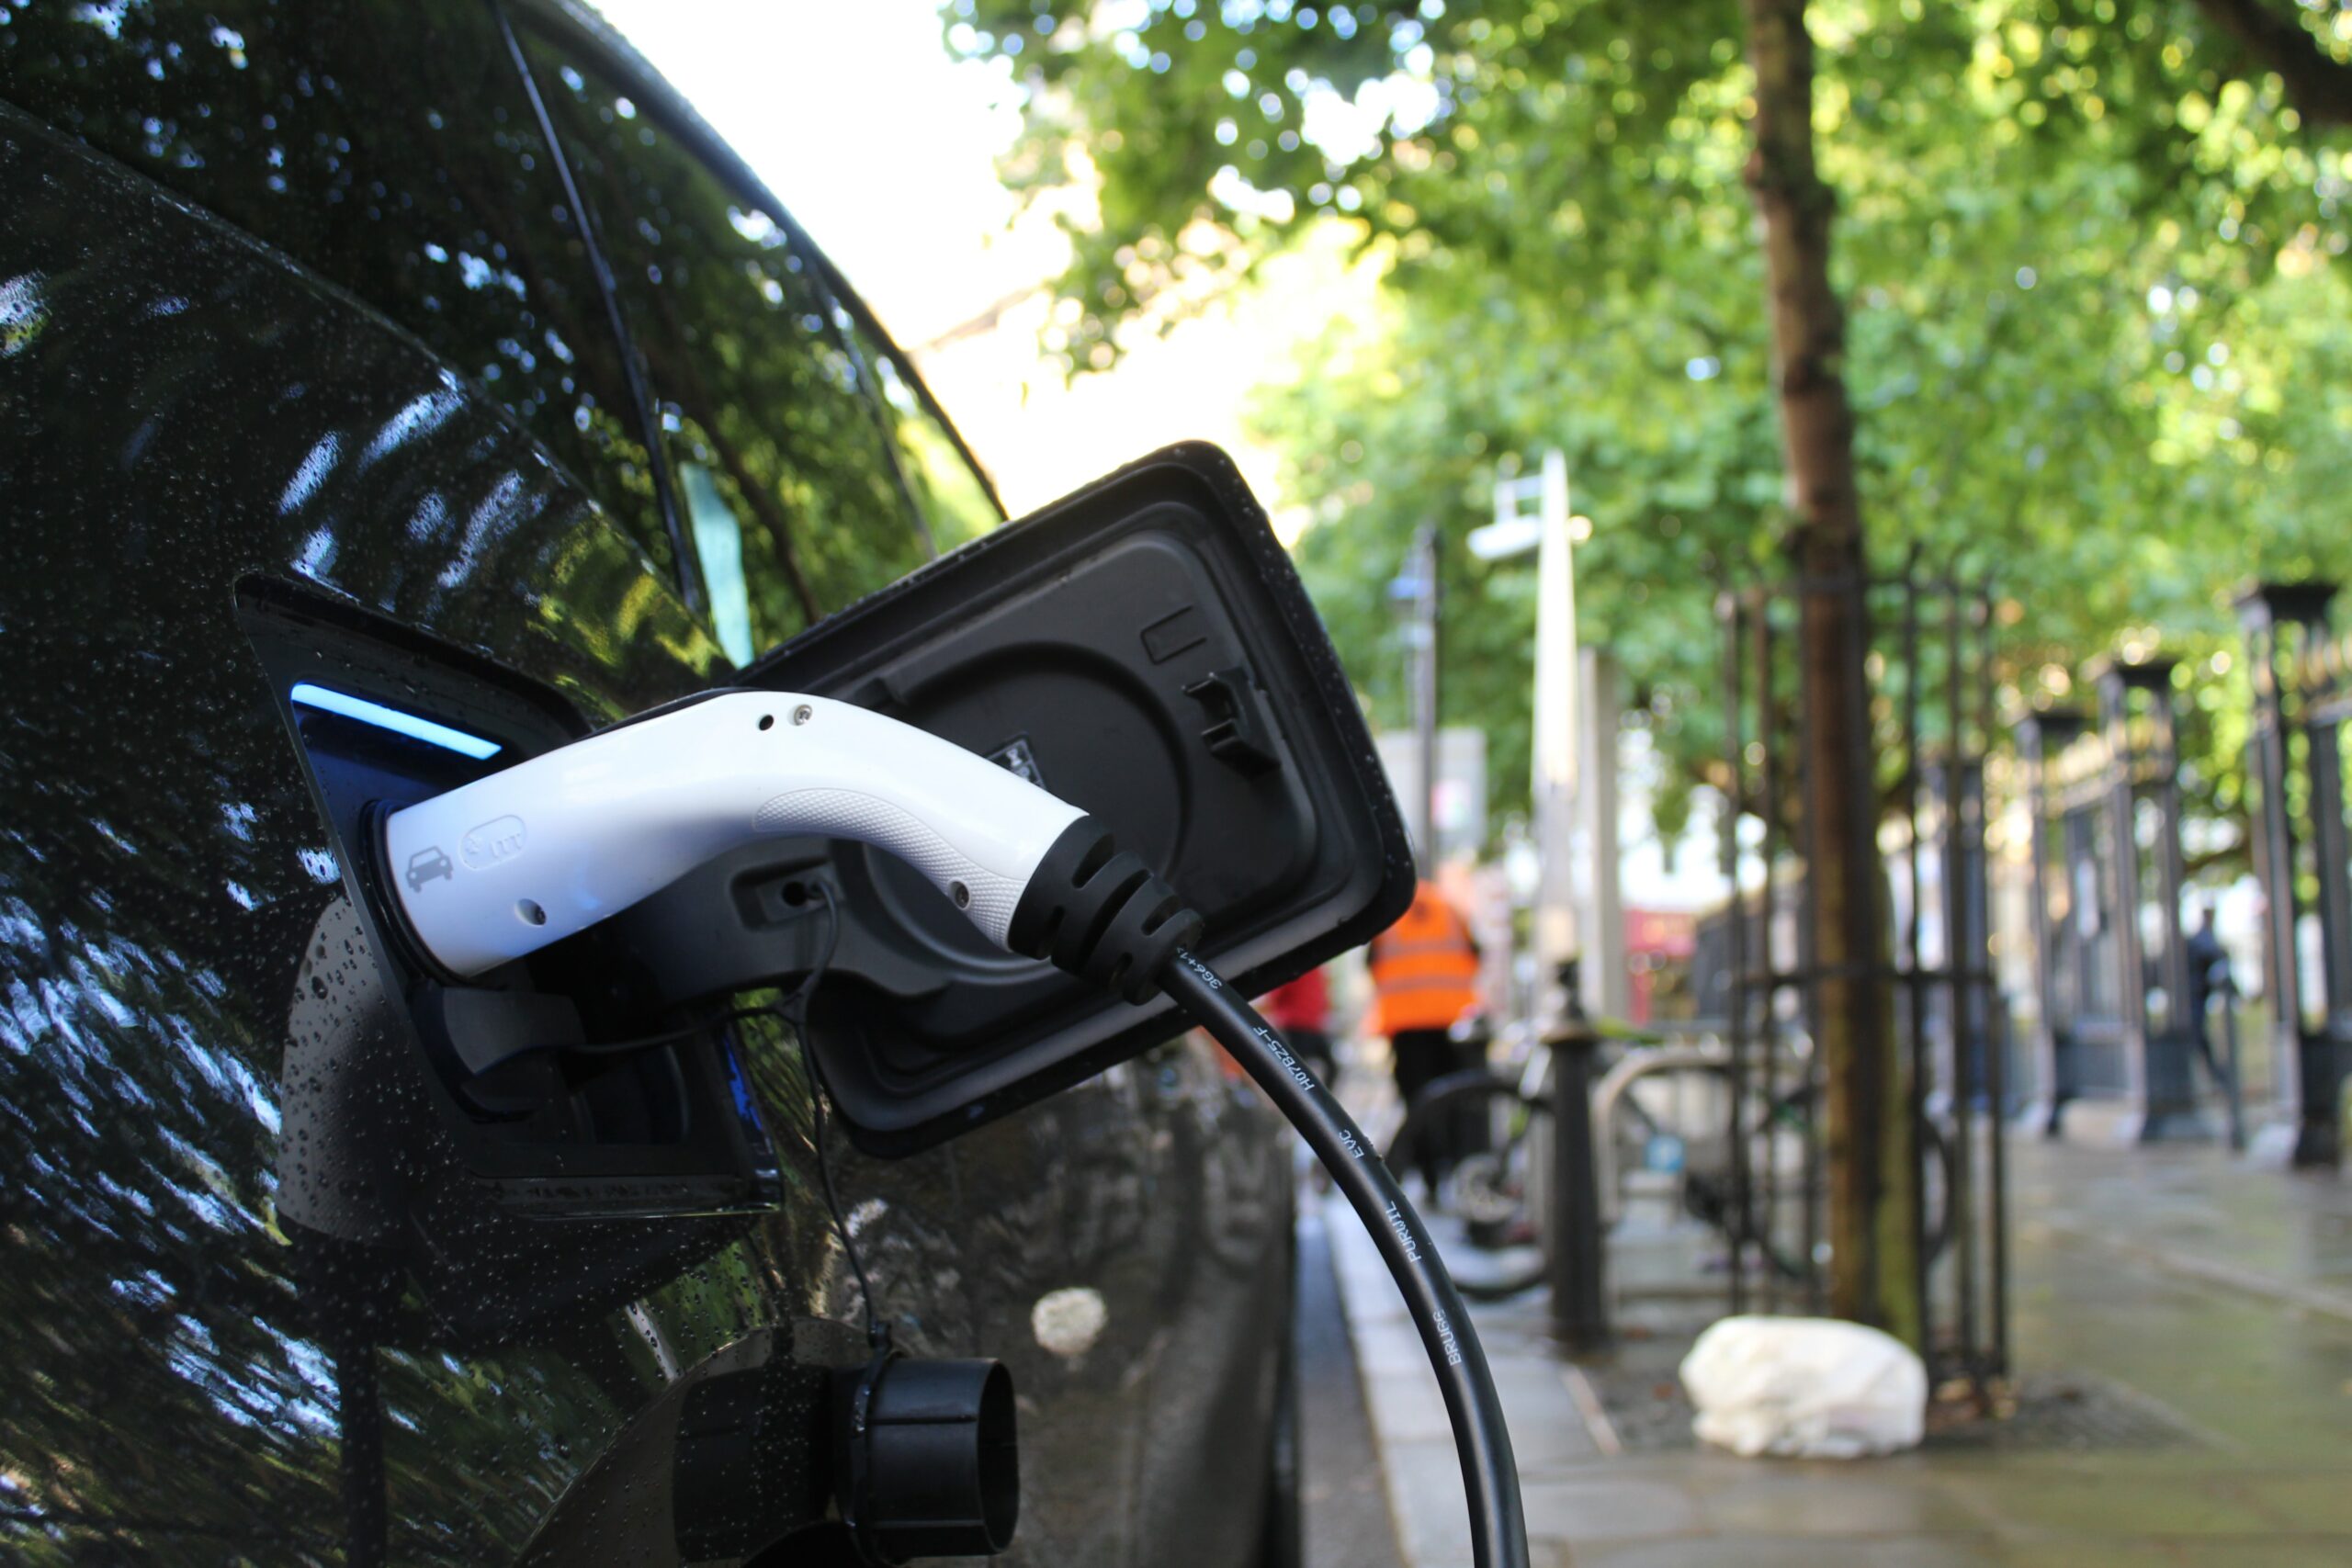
xmin=615 ymin=443 xmax=1414 ymax=1155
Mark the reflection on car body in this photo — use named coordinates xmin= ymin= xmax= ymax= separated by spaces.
xmin=0 ymin=2 xmax=1295 ymax=1562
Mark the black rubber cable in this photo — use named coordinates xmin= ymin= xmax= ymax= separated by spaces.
xmin=1157 ymin=949 xmax=1530 ymax=1568
xmin=770 ymin=886 xmax=889 ymax=1351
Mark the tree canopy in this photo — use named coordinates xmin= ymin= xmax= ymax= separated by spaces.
xmin=951 ymin=0 xmax=2352 ymax=863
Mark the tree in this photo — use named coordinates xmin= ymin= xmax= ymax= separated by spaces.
xmin=956 ymin=0 xmax=1932 ymax=1333
xmin=950 ymin=0 xmax=2352 ymax=1337
xmin=1735 ymin=0 xmax=1910 ymax=1337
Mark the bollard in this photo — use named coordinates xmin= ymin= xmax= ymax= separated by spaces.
xmin=2217 ymin=976 xmax=2247 ymax=1155
xmin=1544 ymin=960 xmax=1609 ymax=1350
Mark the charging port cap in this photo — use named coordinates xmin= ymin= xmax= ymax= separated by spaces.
xmin=837 ymin=1357 xmax=1019 ymax=1562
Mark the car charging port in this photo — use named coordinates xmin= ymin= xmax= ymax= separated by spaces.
xmin=243 ymin=585 xmax=779 ymax=1214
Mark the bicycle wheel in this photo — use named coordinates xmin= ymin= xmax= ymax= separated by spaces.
xmin=1730 ymin=1084 xmax=1962 ymax=1281
xmin=1604 ymin=1060 xmax=1735 ymax=1228
xmin=1385 ymin=1070 xmax=1550 ymax=1300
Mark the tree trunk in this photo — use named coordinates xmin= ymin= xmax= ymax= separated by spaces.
xmin=2189 ymin=0 xmax=2352 ymax=131
xmin=1739 ymin=0 xmax=1919 ymax=1345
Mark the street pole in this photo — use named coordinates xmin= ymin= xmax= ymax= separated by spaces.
xmin=1479 ymin=450 xmax=1586 ymax=994
xmin=1580 ymin=649 xmax=1627 ymax=1021
xmin=1532 ymin=452 xmax=1579 ymax=984
xmin=1480 ymin=452 xmax=1610 ymax=1346
xmin=1414 ymin=524 xmax=1442 ymax=874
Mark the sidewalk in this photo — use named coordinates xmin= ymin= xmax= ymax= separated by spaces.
xmin=1329 ymin=1137 xmax=2352 ymax=1566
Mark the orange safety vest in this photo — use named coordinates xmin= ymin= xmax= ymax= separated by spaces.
xmin=1368 ymin=881 xmax=1480 ymax=1037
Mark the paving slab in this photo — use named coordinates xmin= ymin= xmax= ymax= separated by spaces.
xmin=1566 ymin=1534 xmax=2001 ymax=1567
xmin=1690 ymin=1466 xmax=1984 ymax=1536
xmin=1329 ymin=1133 xmax=2352 ymax=1566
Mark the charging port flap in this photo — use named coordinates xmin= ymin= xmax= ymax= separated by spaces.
xmin=725 ymin=442 xmax=1414 ymax=1154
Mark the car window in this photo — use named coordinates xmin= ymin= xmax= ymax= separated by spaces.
xmin=0 ymin=0 xmax=684 ymax=581
xmin=519 ymin=29 xmax=989 ymax=654
xmin=853 ymin=322 xmax=1006 ymax=551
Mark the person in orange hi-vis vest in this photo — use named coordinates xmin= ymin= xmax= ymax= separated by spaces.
xmin=1368 ymin=877 xmax=1482 ymax=1196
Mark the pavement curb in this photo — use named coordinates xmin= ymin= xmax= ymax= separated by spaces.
xmin=1323 ymin=1190 xmax=1607 ymax=1567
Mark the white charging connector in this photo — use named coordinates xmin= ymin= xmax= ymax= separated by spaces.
xmin=383 ymin=691 xmax=1086 ymax=978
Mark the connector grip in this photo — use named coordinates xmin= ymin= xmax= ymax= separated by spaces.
xmin=382 ymin=692 xmax=1085 ymax=978
xmin=1006 ymin=817 xmax=1203 ymax=1005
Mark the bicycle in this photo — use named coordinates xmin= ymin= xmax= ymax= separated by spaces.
xmin=1385 ymin=1055 xmax=1555 ymax=1301
xmin=1385 ymin=1032 xmax=1960 ymax=1300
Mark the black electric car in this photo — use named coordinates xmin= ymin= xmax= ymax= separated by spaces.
xmin=0 ymin=2 xmax=1321 ymax=1561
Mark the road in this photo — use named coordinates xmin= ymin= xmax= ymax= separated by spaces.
xmin=1295 ymin=1202 xmax=1409 ymax=1568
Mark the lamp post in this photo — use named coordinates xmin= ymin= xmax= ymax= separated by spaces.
xmin=1476 ymin=450 xmax=1611 ymax=1010
xmin=2237 ymin=582 xmax=2349 ymax=1167
xmin=1482 ymin=450 xmax=1611 ymax=1345
xmin=1387 ymin=525 xmax=1442 ymax=873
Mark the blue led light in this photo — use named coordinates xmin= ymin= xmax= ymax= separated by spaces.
xmin=289 ymin=682 xmax=503 ymax=760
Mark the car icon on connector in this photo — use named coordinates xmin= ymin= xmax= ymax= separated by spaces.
xmin=404 ymin=845 xmax=454 ymax=893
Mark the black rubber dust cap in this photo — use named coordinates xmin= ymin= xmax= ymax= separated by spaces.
xmin=839 ymin=1357 xmax=1019 ymax=1563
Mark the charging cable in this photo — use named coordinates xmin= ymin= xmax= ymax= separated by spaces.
xmin=380 ymin=688 xmax=1530 ymax=1567
xmin=1157 ymin=950 xmax=1526 ymax=1568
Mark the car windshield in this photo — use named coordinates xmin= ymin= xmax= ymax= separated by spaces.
xmin=519 ymin=15 xmax=1006 ymax=658
xmin=0 ymin=0 xmax=1005 ymax=656
xmin=0 ymin=0 xmax=695 ymax=581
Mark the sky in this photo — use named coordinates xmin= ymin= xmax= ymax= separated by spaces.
xmin=588 ymin=0 xmax=1026 ymax=344
xmin=586 ymin=0 xmax=1374 ymax=529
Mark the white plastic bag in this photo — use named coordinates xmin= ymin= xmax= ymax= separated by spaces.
xmin=1679 ymin=1314 xmax=1926 ymax=1458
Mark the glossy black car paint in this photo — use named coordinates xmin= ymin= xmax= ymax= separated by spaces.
xmin=0 ymin=3 xmax=1291 ymax=1562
